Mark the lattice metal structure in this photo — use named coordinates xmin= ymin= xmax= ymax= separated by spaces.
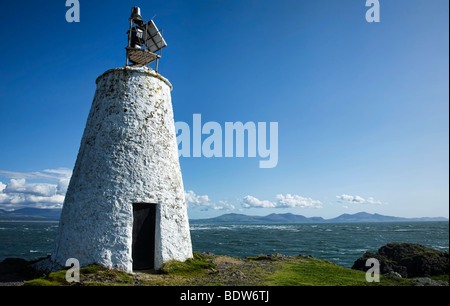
xmin=126 ymin=7 xmax=167 ymax=71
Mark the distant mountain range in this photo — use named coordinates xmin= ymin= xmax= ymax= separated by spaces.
xmin=0 ymin=208 xmax=61 ymax=221
xmin=0 ymin=208 xmax=447 ymax=223
xmin=190 ymin=212 xmax=448 ymax=224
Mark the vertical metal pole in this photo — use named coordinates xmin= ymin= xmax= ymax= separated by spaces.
xmin=159 ymin=29 xmax=163 ymax=72
xmin=126 ymin=19 xmax=132 ymax=66
xmin=155 ymin=28 xmax=163 ymax=73
xmin=144 ymin=23 xmax=149 ymax=68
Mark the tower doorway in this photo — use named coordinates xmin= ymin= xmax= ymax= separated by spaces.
xmin=132 ymin=203 xmax=157 ymax=270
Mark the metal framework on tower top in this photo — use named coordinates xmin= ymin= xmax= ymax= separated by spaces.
xmin=126 ymin=7 xmax=167 ymax=72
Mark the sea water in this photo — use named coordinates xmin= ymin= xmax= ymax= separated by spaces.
xmin=190 ymin=222 xmax=449 ymax=267
xmin=0 ymin=221 xmax=448 ymax=267
xmin=0 ymin=221 xmax=59 ymax=262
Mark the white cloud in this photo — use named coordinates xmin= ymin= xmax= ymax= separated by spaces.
xmin=5 ymin=178 xmax=58 ymax=197
xmin=185 ymin=190 xmax=211 ymax=206
xmin=242 ymin=195 xmax=277 ymax=208
xmin=217 ymin=200 xmax=236 ymax=211
xmin=365 ymin=197 xmax=383 ymax=205
xmin=242 ymin=194 xmax=322 ymax=209
xmin=276 ymin=193 xmax=323 ymax=208
xmin=185 ymin=190 xmax=235 ymax=211
xmin=336 ymin=194 xmax=383 ymax=205
xmin=0 ymin=168 xmax=72 ymax=210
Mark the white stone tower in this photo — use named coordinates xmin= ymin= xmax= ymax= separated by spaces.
xmin=50 ymin=65 xmax=192 ymax=272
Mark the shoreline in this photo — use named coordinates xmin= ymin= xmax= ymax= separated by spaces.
xmin=0 ymin=243 xmax=448 ymax=287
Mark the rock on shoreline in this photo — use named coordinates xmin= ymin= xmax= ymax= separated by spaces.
xmin=352 ymin=243 xmax=449 ymax=278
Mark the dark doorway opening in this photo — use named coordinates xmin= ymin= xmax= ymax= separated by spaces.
xmin=132 ymin=203 xmax=156 ymax=270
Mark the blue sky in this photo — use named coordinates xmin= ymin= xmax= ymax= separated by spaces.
xmin=0 ymin=0 xmax=448 ymax=219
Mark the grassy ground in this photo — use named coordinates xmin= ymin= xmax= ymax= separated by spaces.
xmin=264 ymin=257 xmax=412 ymax=286
xmin=23 ymin=252 xmax=427 ymax=286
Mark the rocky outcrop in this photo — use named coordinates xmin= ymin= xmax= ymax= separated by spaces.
xmin=352 ymin=243 xmax=449 ymax=278
xmin=0 ymin=258 xmax=39 ymax=285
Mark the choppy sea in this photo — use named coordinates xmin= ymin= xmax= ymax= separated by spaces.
xmin=0 ymin=221 xmax=448 ymax=268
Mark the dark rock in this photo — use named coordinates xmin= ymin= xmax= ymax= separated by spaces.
xmin=412 ymin=278 xmax=449 ymax=286
xmin=0 ymin=258 xmax=29 ymax=274
xmin=0 ymin=258 xmax=32 ymax=284
xmin=386 ymin=271 xmax=403 ymax=278
xmin=352 ymin=243 xmax=449 ymax=278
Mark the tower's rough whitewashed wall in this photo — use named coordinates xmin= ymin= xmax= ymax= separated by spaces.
xmin=50 ymin=66 xmax=192 ymax=272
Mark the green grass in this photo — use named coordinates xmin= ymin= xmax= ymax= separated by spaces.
xmin=429 ymin=274 xmax=450 ymax=283
xmin=24 ymin=254 xmax=428 ymax=286
xmin=24 ymin=270 xmax=71 ymax=286
xmin=161 ymin=252 xmax=216 ymax=277
xmin=264 ymin=257 xmax=413 ymax=286
xmin=24 ymin=264 xmax=134 ymax=286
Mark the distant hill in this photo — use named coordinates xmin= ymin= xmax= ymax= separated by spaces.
xmin=190 ymin=213 xmax=325 ymax=224
xmin=0 ymin=208 xmax=447 ymax=223
xmin=190 ymin=212 xmax=448 ymax=224
xmin=327 ymin=212 xmax=407 ymax=223
xmin=0 ymin=208 xmax=61 ymax=221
